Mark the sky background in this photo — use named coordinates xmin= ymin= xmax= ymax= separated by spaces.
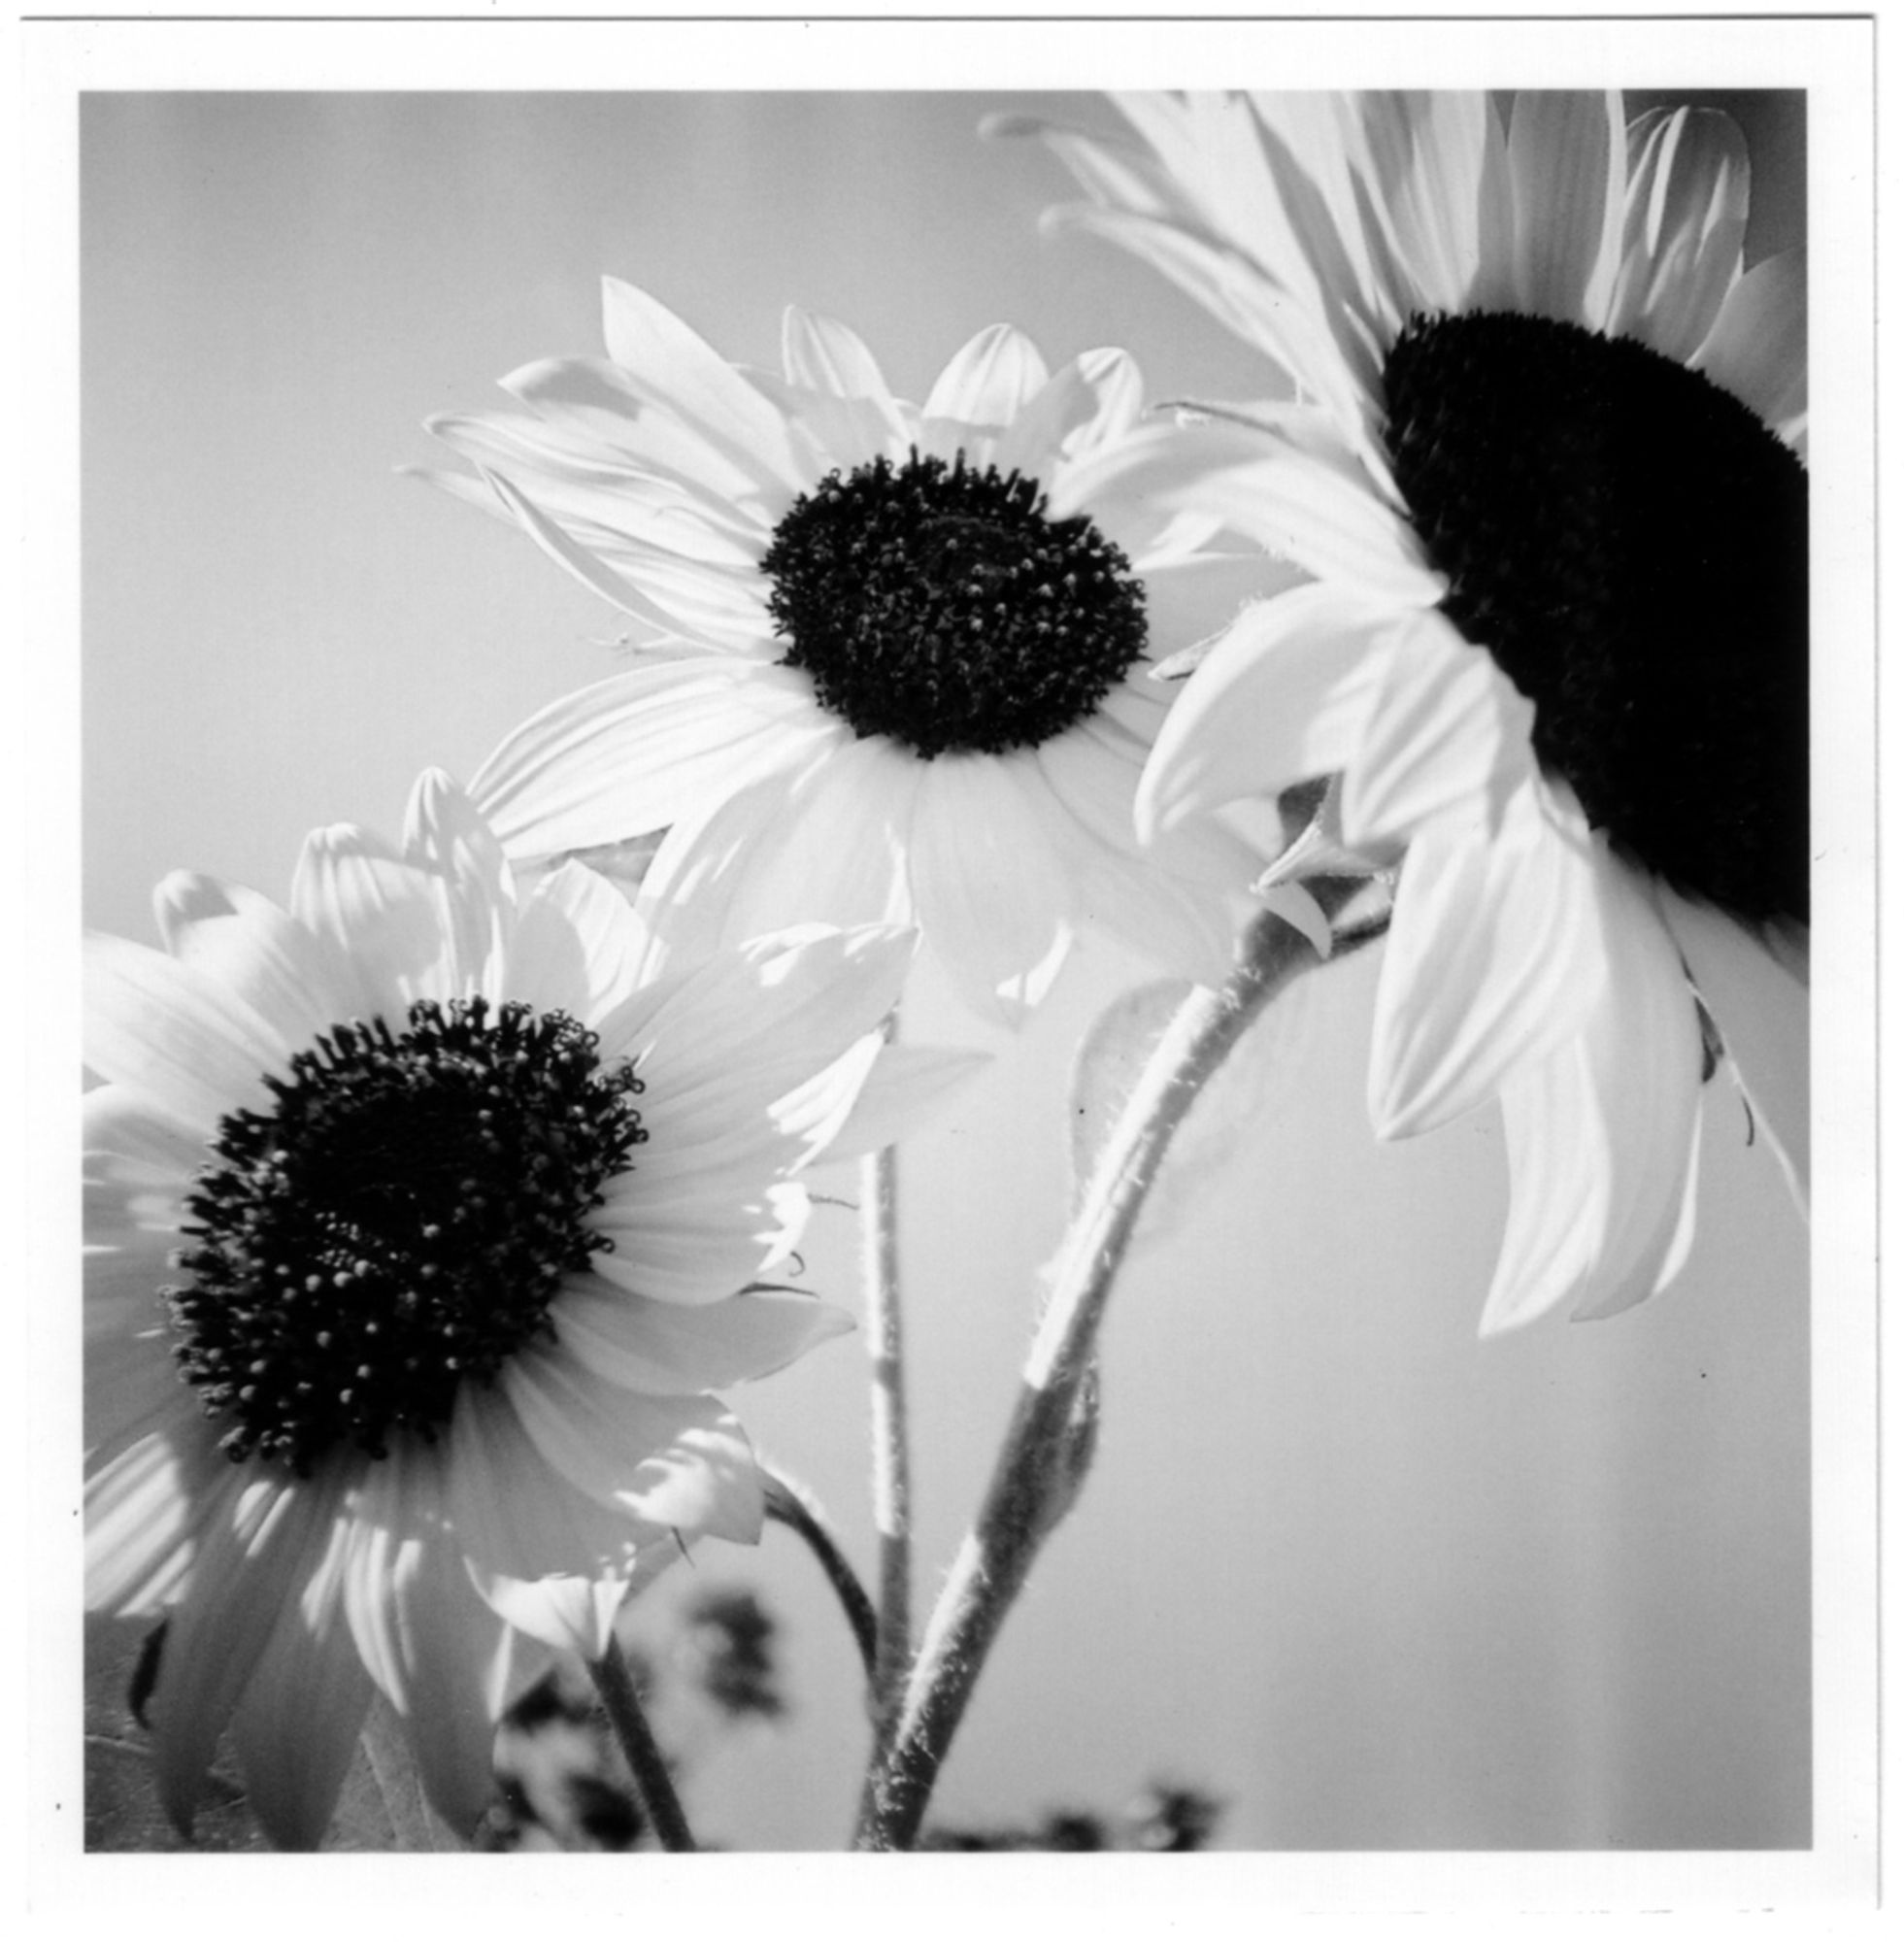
xmin=79 ymin=85 xmax=1814 ymax=1854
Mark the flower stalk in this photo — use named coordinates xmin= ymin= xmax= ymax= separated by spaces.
xmin=763 ymin=1468 xmax=880 ymax=1687
xmin=586 ymin=1642 xmax=697 ymax=1853
xmin=860 ymin=1015 xmax=914 ymax=1751
xmin=856 ymin=891 xmax=1365 ymax=1850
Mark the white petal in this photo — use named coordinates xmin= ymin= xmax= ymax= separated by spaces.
xmin=1055 ymin=418 xmax=1439 ymax=604
xmin=1691 ymin=247 xmax=1807 ymax=432
xmin=1136 ymin=586 xmax=1406 ymax=842
xmin=151 ymin=873 xmax=336 ymax=1049
xmin=1609 ymin=106 xmax=1752 ymax=364
xmin=993 ymin=347 xmax=1145 ymax=478
xmin=554 ymin=1280 xmax=852 ymax=1395
xmin=441 ymin=1386 xmax=649 ymax=1659
xmin=401 ymin=769 xmax=513 ymax=1000
xmin=1659 ymin=891 xmax=1809 ymax=1210
xmin=1355 ymin=92 xmax=1496 ymax=316
xmin=1342 ymin=608 xmax=1538 ymax=851
xmin=150 ymin=1472 xmax=342 ymax=1836
xmin=908 ymin=754 xmax=1075 ymax=1023
xmin=626 ymin=921 xmax=917 ymax=1143
xmin=508 ymin=858 xmax=656 ymax=1024
xmin=288 ymin=825 xmax=448 ymax=1021
xmin=625 ymin=737 xmax=917 ymax=974
xmin=1508 ymin=91 xmax=1625 ymax=327
xmin=84 ymin=934 xmax=281 ymax=1131
xmin=502 ymin=1347 xmax=764 ymax=1543
xmin=920 ymin=323 xmax=1051 ymax=438
xmin=470 ymin=658 xmax=829 ymax=864
xmin=1369 ymin=780 xmax=1607 ymax=1138
xmin=1482 ymin=862 xmax=1704 ymax=1331
xmin=599 ymin=277 xmax=807 ymax=491
xmin=230 ymin=1509 xmax=373 ymax=1850
xmin=341 ymin=1439 xmax=534 ymax=1830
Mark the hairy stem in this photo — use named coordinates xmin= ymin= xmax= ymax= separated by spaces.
xmin=860 ymin=1027 xmax=913 ymax=1753
xmin=856 ymin=899 xmax=1357 ymax=1850
xmin=763 ymin=1468 xmax=880 ymax=1688
xmin=586 ymin=1642 xmax=696 ymax=1854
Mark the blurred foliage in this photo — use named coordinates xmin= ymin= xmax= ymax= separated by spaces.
xmin=87 ymin=1592 xmax=1218 ymax=1853
xmin=920 ymin=1781 xmax=1225 ymax=1853
xmin=681 ymin=1586 xmax=785 ymax=1723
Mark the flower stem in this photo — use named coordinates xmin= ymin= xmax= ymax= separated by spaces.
xmin=763 ymin=1468 xmax=880 ymax=1687
xmin=860 ymin=1015 xmax=913 ymax=1751
xmin=586 ymin=1642 xmax=696 ymax=1853
xmin=855 ymin=899 xmax=1355 ymax=1851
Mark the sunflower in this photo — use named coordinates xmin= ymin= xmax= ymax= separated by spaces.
xmin=418 ymin=283 xmax=1299 ymax=1022
xmin=1010 ymin=91 xmax=1808 ymax=1329
xmin=85 ymin=771 xmax=920 ymax=1846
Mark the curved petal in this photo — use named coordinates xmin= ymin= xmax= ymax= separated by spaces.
xmin=502 ymin=1346 xmax=765 ymax=1544
xmin=1508 ymin=90 xmax=1625 ymax=327
xmin=469 ymin=658 xmax=828 ymax=864
xmin=1659 ymin=891 xmax=1809 ymax=1211
xmin=1482 ymin=862 xmax=1704 ymax=1330
xmin=401 ymin=769 xmax=512 ymax=1001
xmin=554 ymin=1281 xmax=852 ymax=1396
xmin=1369 ymin=780 xmax=1607 ymax=1138
xmin=1691 ymin=247 xmax=1807 ymax=432
xmin=1342 ymin=609 xmax=1538 ymax=850
xmin=1356 ymin=92 xmax=1498 ymax=316
xmin=150 ymin=1470 xmax=343 ymax=1836
xmin=623 ymin=740 xmax=917 ymax=979
xmin=994 ymin=346 xmax=1145 ymax=477
xmin=509 ymin=858 xmax=656 ymax=1025
xmin=1136 ymin=586 xmax=1406 ymax=842
xmin=150 ymin=873 xmax=336 ymax=1049
xmin=229 ymin=1505 xmax=374 ymax=1850
xmin=442 ymin=1385 xmax=648 ymax=1658
xmin=1054 ymin=418 xmax=1440 ymax=605
xmin=1610 ymin=106 xmax=1752 ymax=364
xmin=920 ymin=323 xmax=1051 ymax=437
xmin=288 ymin=825 xmax=447 ymax=1022
xmin=84 ymin=1415 xmax=225 ymax=1616
xmin=84 ymin=933 xmax=281 ymax=1131
xmin=599 ymin=277 xmax=807 ymax=493
xmin=819 ymin=1041 xmax=993 ymax=1159
xmin=341 ymin=1439 xmax=529 ymax=1833
xmin=907 ymin=754 xmax=1074 ymax=1024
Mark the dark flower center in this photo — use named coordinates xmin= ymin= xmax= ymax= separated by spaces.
xmin=1382 ymin=311 xmax=1808 ymax=927
xmin=164 ymin=995 xmax=648 ymax=1474
xmin=761 ymin=450 xmax=1149 ymax=758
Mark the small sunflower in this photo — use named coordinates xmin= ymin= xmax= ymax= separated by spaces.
xmin=1013 ymin=91 xmax=1807 ymax=1329
xmin=418 ymin=282 xmax=1297 ymax=1022
xmin=85 ymin=771 xmax=919 ymax=1845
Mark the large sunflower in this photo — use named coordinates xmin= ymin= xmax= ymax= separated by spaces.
xmin=85 ymin=771 xmax=920 ymax=1846
xmin=418 ymin=283 xmax=1297 ymax=1022
xmin=1013 ymin=91 xmax=1808 ymax=1329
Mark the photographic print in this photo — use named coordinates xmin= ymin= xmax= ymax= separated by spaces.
xmin=22 ymin=5 xmax=1879 ymax=1917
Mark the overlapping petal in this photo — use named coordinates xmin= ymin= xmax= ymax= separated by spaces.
xmin=425 ymin=282 xmax=1266 ymax=1020
xmin=84 ymin=773 xmax=944 ymax=1845
xmin=1055 ymin=90 xmax=1807 ymax=1327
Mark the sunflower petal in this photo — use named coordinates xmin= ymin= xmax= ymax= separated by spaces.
xmin=1691 ymin=246 xmax=1807 ymax=432
xmin=1369 ymin=780 xmax=1606 ymax=1139
xmin=1658 ymin=890 xmax=1809 ymax=1211
xmin=469 ymin=658 xmax=828 ymax=864
xmin=1610 ymin=106 xmax=1752 ymax=364
xmin=84 ymin=934 xmax=282 ymax=1131
xmin=230 ymin=1510 xmax=372 ymax=1851
xmin=1482 ymin=860 xmax=1704 ymax=1330
xmin=1508 ymin=91 xmax=1625 ymax=327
